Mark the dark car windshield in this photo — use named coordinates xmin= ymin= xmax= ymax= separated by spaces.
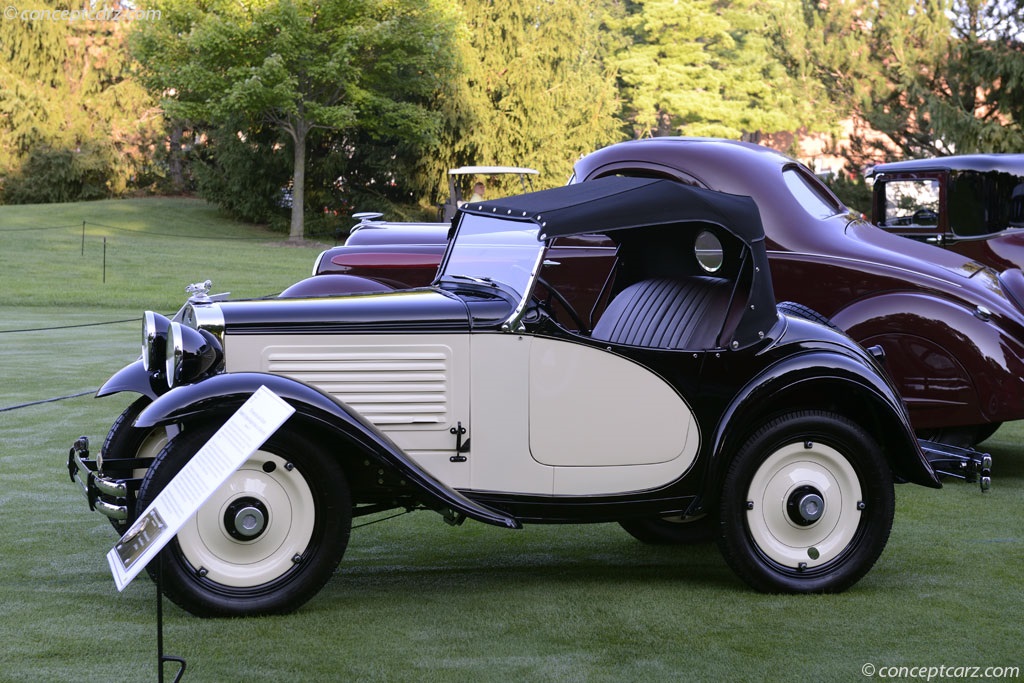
xmin=879 ymin=178 xmax=941 ymax=227
xmin=949 ymin=170 xmax=1024 ymax=236
xmin=438 ymin=213 xmax=544 ymax=299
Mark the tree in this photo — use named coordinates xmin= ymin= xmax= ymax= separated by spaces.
xmin=0 ymin=2 xmax=161 ymax=203
xmin=132 ymin=0 xmax=459 ymax=241
xmin=608 ymin=0 xmax=826 ymax=140
xmin=775 ymin=0 xmax=1024 ymax=167
xmin=940 ymin=0 xmax=1024 ymax=150
xmin=415 ymin=0 xmax=623 ymax=201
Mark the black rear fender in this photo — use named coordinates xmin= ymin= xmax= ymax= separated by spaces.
xmin=707 ymin=351 xmax=940 ymax=503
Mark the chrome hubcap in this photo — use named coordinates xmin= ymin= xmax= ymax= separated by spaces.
xmin=787 ymin=486 xmax=825 ymax=526
xmin=225 ymin=498 xmax=268 ymax=540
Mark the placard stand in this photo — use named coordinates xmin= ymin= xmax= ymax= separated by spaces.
xmin=104 ymin=387 xmax=295 ymax=682
xmin=156 ymin=553 xmax=187 ymax=683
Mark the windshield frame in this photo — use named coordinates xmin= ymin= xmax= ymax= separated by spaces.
xmin=436 ymin=212 xmax=547 ymax=331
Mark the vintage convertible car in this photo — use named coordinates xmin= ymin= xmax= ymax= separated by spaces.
xmin=68 ymin=176 xmax=959 ymax=618
xmin=866 ymin=154 xmax=1024 ymax=272
xmin=310 ymin=139 xmax=1024 ymax=448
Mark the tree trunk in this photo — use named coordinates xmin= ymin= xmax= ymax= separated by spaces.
xmin=168 ymin=123 xmax=185 ymax=193
xmin=289 ymin=122 xmax=308 ymax=243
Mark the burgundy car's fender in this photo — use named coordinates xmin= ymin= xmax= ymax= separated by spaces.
xmin=828 ymin=291 xmax=1024 ymax=428
xmin=279 ymin=273 xmax=395 ymax=298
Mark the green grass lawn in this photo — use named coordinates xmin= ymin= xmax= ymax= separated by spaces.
xmin=0 ymin=196 xmax=329 ymax=309
xmin=1 ymin=198 xmax=1022 ymax=682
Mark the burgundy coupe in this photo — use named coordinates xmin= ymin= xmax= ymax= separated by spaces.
xmin=303 ymin=139 xmax=1024 ymax=447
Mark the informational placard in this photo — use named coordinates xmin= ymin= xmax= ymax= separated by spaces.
xmin=108 ymin=386 xmax=296 ymax=591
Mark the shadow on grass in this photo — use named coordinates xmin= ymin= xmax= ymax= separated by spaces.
xmin=306 ymin=519 xmax=740 ymax=617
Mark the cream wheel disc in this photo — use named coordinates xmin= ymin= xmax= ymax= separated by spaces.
xmin=131 ymin=426 xmax=172 ymax=479
xmin=745 ymin=441 xmax=862 ymax=569
xmin=177 ymin=449 xmax=315 ymax=587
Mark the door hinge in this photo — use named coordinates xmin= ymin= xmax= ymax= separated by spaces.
xmin=450 ymin=421 xmax=469 ymax=462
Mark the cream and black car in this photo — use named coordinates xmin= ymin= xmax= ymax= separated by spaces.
xmin=70 ymin=176 xmax=947 ymax=618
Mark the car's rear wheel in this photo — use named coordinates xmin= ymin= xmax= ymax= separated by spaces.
xmin=717 ymin=411 xmax=894 ymax=593
xmin=137 ymin=421 xmax=351 ymax=617
xmin=619 ymin=514 xmax=714 ymax=544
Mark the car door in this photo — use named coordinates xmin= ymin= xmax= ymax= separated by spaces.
xmin=466 ymin=334 xmax=700 ymax=496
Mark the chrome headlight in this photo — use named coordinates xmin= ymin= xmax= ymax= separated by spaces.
xmin=164 ymin=321 xmax=223 ymax=389
xmin=142 ymin=311 xmax=170 ymax=372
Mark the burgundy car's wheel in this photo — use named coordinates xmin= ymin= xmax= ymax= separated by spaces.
xmin=776 ymin=301 xmax=837 ymax=329
xmin=137 ymin=422 xmax=351 ymax=617
xmin=717 ymin=411 xmax=894 ymax=593
xmin=917 ymin=422 xmax=1002 ymax=448
xmin=619 ymin=515 xmax=714 ymax=545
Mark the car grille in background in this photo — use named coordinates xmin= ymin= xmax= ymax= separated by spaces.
xmin=265 ymin=347 xmax=452 ymax=426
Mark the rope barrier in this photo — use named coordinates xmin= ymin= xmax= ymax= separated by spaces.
xmin=0 ymin=220 xmax=278 ymax=240
xmin=0 ymin=224 xmax=83 ymax=233
xmin=0 ymin=318 xmax=137 ymax=334
xmin=84 ymin=220 xmax=271 ymax=240
xmin=0 ymin=389 xmax=98 ymax=413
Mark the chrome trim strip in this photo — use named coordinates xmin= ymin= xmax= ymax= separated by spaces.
xmin=166 ymin=321 xmax=184 ymax=389
xmin=501 ymin=245 xmax=547 ymax=333
xmin=142 ymin=311 xmax=157 ymax=371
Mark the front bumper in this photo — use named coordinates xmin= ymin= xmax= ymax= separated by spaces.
xmin=919 ymin=439 xmax=992 ymax=491
xmin=66 ymin=436 xmax=146 ymax=524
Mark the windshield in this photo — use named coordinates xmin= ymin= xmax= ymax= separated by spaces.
xmin=438 ymin=213 xmax=544 ymax=298
xmin=880 ymin=178 xmax=940 ymax=227
xmin=782 ymin=167 xmax=845 ymax=219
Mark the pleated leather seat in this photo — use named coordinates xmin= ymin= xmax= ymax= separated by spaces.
xmin=591 ymin=277 xmax=730 ymax=350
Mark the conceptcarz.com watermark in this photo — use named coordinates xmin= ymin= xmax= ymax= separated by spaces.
xmin=3 ymin=5 xmax=161 ymax=22
xmin=862 ymin=663 xmax=1020 ymax=680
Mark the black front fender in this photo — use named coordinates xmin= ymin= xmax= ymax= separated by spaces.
xmin=96 ymin=359 xmax=166 ymax=401
xmin=134 ymin=372 xmax=520 ymax=530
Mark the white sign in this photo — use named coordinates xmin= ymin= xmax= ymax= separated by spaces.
xmin=108 ymin=386 xmax=296 ymax=591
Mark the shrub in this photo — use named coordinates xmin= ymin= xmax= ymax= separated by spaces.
xmin=2 ymin=144 xmax=116 ymax=204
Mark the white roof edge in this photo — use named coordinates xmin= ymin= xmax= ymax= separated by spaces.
xmin=448 ymin=166 xmax=539 ymax=175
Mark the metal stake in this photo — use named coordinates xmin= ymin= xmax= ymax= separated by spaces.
xmin=157 ymin=552 xmax=187 ymax=682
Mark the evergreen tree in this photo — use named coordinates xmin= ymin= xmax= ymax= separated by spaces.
xmin=777 ymin=0 xmax=1024 ymax=166
xmin=0 ymin=4 xmax=161 ymax=203
xmin=417 ymin=0 xmax=623 ymax=201
xmin=608 ymin=0 xmax=824 ymax=140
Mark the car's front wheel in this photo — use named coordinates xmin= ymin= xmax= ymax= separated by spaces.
xmin=136 ymin=421 xmax=351 ymax=617
xmin=101 ymin=397 xmax=177 ymax=531
xmin=717 ymin=411 xmax=894 ymax=593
